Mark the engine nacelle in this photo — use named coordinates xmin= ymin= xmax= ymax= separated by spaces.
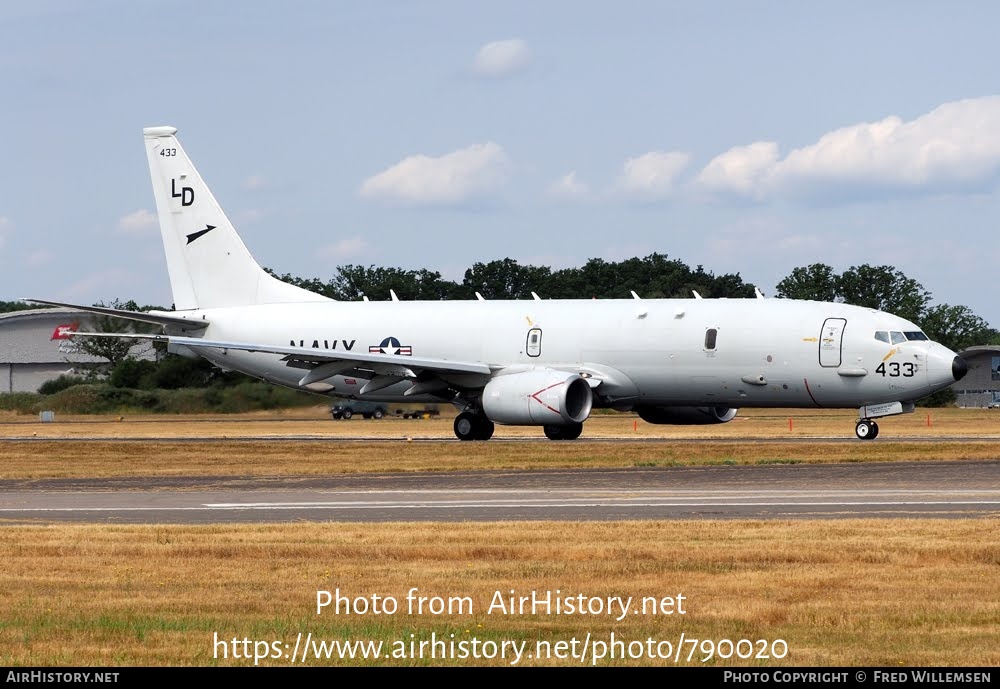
xmin=483 ymin=369 xmax=593 ymax=425
xmin=637 ymin=406 xmax=739 ymax=425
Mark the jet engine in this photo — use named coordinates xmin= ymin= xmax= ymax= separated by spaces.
xmin=637 ymin=406 xmax=739 ymax=425
xmin=482 ymin=369 xmax=593 ymax=425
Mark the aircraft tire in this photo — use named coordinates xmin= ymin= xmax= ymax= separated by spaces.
xmin=544 ymin=422 xmax=583 ymax=440
xmin=855 ymin=419 xmax=875 ymax=440
xmin=870 ymin=421 xmax=879 ymax=439
xmin=475 ymin=418 xmax=495 ymax=440
xmin=456 ymin=412 xmax=493 ymax=441
xmin=454 ymin=413 xmax=476 ymax=440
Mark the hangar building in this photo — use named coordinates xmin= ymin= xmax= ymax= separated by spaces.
xmin=955 ymin=346 xmax=1000 ymax=408
xmin=0 ymin=308 xmax=152 ymax=393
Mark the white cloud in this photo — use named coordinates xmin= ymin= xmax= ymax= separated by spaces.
xmin=359 ymin=143 xmax=509 ymax=205
xmin=117 ymin=209 xmax=157 ymax=235
xmin=546 ymin=171 xmax=589 ymax=201
xmin=695 ymin=95 xmax=1000 ymax=202
xmin=694 ymin=142 xmax=779 ymax=198
xmin=472 ymin=38 xmax=530 ymax=78
xmin=319 ymin=236 xmax=367 ymax=261
xmin=614 ymin=151 xmax=691 ymax=200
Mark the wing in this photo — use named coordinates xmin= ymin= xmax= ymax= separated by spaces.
xmin=71 ymin=332 xmax=493 ymax=395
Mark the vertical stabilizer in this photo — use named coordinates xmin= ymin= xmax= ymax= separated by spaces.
xmin=143 ymin=126 xmax=330 ymax=309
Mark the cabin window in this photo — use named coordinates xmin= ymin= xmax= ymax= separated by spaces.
xmin=874 ymin=331 xmax=890 ymax=344
xmin=704 ymin=328 xmax=718 ymax=351
xmin=526 ymin=327 xmax=542 ymax=357
xmin=890 ymin=331 xmax=906 ymax=344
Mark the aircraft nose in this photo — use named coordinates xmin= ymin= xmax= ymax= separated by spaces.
xmin=952 ymin=355 xmax=969 ymax=382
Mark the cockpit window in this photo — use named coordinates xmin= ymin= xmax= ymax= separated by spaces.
xmin=890 ymin=331 xmax=906 ymax=344
xmin=903 ymin=331 xmax=928 ymax=341
xmin=874 ymin=331 xmax=890 ymax=344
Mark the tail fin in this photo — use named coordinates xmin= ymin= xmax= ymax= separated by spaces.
xmin=143 ymin=126 xmax=330 ymax=310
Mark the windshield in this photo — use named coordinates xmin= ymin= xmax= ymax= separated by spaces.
xmin=875 ymin=330 xmax=930 ymax=343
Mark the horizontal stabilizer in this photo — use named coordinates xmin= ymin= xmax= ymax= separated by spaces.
xmin=24 ymin=299 xmax=209 ymax=330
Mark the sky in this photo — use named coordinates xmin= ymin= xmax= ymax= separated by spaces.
xmin=2 ymin=1 xmax=999 ymax=326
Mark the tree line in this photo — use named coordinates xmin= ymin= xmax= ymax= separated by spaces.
xmin=266 ymin=253 xmax=755 ymax=302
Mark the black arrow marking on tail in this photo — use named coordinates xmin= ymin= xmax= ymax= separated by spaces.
xmin=186 ymin=225 xmax=216 ymax=244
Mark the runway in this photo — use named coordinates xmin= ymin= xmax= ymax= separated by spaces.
xmin=2 ymin=460 xmax=998 ymax=523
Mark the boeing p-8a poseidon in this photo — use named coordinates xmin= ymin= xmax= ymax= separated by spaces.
xmin=32 ymin=127 xmax=968 ymax=441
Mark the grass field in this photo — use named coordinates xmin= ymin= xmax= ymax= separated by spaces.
xmin=1 ymin=407 xmax=997 ymax=667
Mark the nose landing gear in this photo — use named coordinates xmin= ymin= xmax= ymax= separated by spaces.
xmin=855 ymin=419 xmax=879 ymax=440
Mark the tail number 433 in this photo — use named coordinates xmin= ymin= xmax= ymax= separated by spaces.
xmin=876 ymin=361 xmax=916 ymax=377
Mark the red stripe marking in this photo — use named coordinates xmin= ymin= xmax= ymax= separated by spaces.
xmin=530 ymin=381 xmax=565 ymax=415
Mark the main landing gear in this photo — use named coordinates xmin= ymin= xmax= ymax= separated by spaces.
xmin=855 ymin=419 xmax=879 ymax=440
xmin=543 ymin=422 xmax=583 ymax=440
xmin=452 ymin=412 xmax=585 ymax=441
xmin=454 ymin=411 xmax=495 ymax=441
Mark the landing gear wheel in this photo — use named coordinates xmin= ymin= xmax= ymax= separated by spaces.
xmin=855 ymin=419 xmax=877 ymax=440
xmin=476 ymin=418 xmax=495 ymax=440
xmin=543 ymin=422 xmax=583 ymax=440
xmin=454 ymin=412 xmax=494 ymax=441
xmin=455 ymin=412 xmax=476 ymax=440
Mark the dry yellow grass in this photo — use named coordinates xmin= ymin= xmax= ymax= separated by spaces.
xmin=0 ymin=520 xmax=997 ymax=667
xmin=2 ymin=438 xmax=1000 ymax=480
xmin=1 ymin=407 xmax=997 ymax=667
xmin=4 ymin=405 xmax=1000 ymax=441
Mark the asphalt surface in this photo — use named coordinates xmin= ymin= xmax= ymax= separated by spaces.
xmin=1 ymin=459 xmax=997 ymax=524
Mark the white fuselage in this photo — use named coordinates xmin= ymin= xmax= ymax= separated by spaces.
xmin=177 ymin=297 xmax=958 ymax=409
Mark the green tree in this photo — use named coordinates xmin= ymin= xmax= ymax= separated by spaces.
xmin=0 ymin=300 xmax=51 ymax=314
xmin=269 ymin=265 xmax=462 ymax=301
xmin=462 ymin=259 xmax=551 ymax=300
xmin=74 ymin=299 xmax=155 ymax=368
xmin=836 ymin=264 xmax=931 ymax=323
xmin=919 ymin=304 xmax=1000 ymax=352
xmin=775 ymin=264 xmax=840 ymax=302
xmin=265 ymin=269 xmax=333 ymax=298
